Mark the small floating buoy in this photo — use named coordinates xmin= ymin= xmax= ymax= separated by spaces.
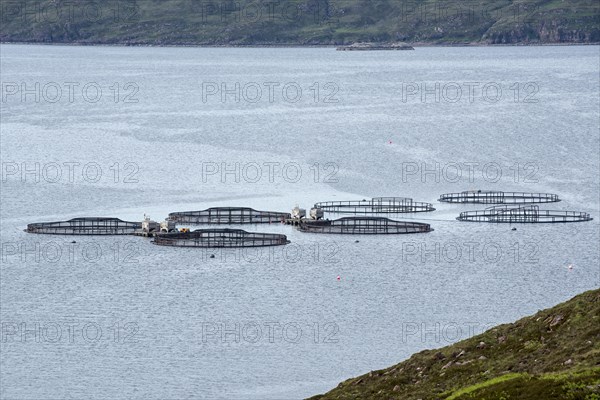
xmin=210 ymin=254 xmax=215 ymax=259
xmin=388 ymin=140 xmax=393 ymax=144
xmin=336 ymin=275 xmax=341 ymax=281
xmin=511 ymin=227 xmax=517 ymax=231
xmin=567 ymin=264 xmax=574 ymax=270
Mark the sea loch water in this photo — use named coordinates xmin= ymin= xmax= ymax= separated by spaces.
xmin=1 ymin=44 xmax=599 ymax=399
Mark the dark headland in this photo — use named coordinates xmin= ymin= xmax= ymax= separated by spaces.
xmin=308 ymin=289 xmax=600 ymax=400
xmin=1 ymin=0 xmax=598 ymax=46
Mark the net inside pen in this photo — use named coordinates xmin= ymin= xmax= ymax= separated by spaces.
xmin=314 ymin=197 xmax=435 ymax=213
xmin=168 ymin=207 xmax=290 ymax=224
xmin=457 ymin=206 xmax=592 ymax=223
xmin=298 ymin=217 xmax=432 ymax=234
xmin=439 ymin=191 xmax=560 ymax=204
xmin=153 ymin=229 xmax=290 ymax=247
xmin=27 ymin=218 xmax=141 ymax=235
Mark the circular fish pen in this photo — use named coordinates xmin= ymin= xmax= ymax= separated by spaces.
xmin=26 ymin=218 xmax=142 ymax=235
xmin=153 ymin=229 xmax=289 ymax=247
xmin=168 ymin=207 xmax=290 ymax=224
xmin=298 ymin=217 xmax=433 ymax=234
xmin=457 ymin=206 xmax=593 ymax=223
xmin=439 ymin=191 xmax=560 ymax=204
xmin=313 ymin=197 xmax=435 ymax=214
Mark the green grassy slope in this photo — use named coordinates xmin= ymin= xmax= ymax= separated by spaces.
xmin=1 ymin=0 xmax=599 ymax=45
xmin=309 ymin=288 xmax=600 ymax=400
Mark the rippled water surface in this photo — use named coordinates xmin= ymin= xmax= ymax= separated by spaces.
xmin=1 ymin=44 xmax=599 ymax=399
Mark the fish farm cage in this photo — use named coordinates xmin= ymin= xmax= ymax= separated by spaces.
xmin=439 ymin=191 xmax=560 ymax=204
xmin=168 ymin=207 xmax=291 ymax=224
xmin=298 ymin=217 xmax=433 ymax=234
xmin=153 ymin=229 xmax=289 ymax=248
xmin=313 ymin=197 xmax=435 ymax=214
xmin=457 ymin=205 xmax=593 ymax=223
xmin=26 ymin=218 xmax=142 ymax=235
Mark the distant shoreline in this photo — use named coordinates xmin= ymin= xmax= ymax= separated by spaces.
xmin=2 ymin=41 xmax=599 ymax=49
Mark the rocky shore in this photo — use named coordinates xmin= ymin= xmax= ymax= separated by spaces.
xmin=336 ymin=43 xmax=415 ymax=51
xmin=309 ymin=289 xmax=600 ymax=400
